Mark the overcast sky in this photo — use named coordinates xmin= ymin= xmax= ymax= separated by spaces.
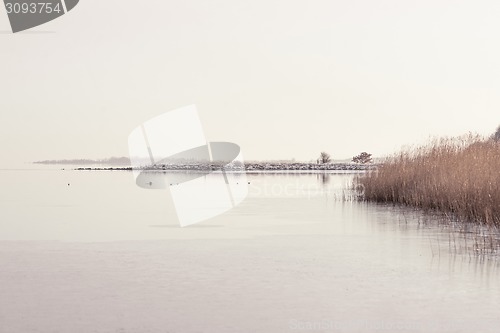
xmin=1 ymin=0 xmax=499 ymax=166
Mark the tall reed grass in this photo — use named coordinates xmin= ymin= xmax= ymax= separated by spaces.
xmin=357 ymin=135 xmax=500 ymax=226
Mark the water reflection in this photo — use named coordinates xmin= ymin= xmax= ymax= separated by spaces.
xmin=1 ymin=169 xmax=500 ymax=332
xmin=360 ymin=202 xmax=500 ymax=275
xmin=316 ymin=173 xmax=330 ymax=185
xmin=1 ymin=169 xmax=500 ymax=266
xmin=242 ymin=171 xmax=500 ymax=275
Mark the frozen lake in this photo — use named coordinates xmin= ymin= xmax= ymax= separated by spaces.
xmin=0 ymin=168 xmax=499 ymax=332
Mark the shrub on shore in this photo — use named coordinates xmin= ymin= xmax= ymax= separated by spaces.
xmin=357 ymin=135 xmax=500 ymax=226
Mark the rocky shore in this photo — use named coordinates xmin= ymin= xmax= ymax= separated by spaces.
xmin=76 ymin=162 xmax=374 ymax=172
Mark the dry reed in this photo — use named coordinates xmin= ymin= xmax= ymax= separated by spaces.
xmin=357 ymin=134 xmax=500 ymax=226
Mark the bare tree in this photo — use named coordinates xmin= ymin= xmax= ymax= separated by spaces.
xmin=352 ymin=152 xmax=373 ymax=164
xmin=319 ymin=152 xmax=331 ymax=164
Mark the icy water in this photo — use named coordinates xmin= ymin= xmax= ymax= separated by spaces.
xmin=0 ymin=168 xmax=499 ymax=333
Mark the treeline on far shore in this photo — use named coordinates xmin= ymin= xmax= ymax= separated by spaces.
xmin=356 ymin=133 xmax=500 ymax=226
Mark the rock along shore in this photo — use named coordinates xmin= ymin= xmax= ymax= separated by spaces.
xmin=75 ymin=162 xmax=375 ymax=172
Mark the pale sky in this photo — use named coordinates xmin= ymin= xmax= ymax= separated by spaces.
xmin=1 ymin=0 xmax=499 ymax=166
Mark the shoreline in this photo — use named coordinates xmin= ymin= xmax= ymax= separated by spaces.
xmin=75 ymin=162 xmax=375 ymax=172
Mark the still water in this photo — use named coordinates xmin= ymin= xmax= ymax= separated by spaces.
xmin=0 ymin=168 xmax=499 ymax=332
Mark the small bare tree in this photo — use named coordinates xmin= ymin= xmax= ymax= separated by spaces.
xmin=352 ymin=152 xmax=373 ymax=164
xmin=319 ymin=152 xmax=331 ymax=164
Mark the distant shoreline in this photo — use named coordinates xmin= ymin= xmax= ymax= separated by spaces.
xmin=75 ymin=162 xmax=374 ymax=172
xmin=34 ymin=157 xmax=131 ymax=166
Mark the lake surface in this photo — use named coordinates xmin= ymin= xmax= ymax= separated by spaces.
xmin=0 ymin=168 xmax=499 ymax=332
